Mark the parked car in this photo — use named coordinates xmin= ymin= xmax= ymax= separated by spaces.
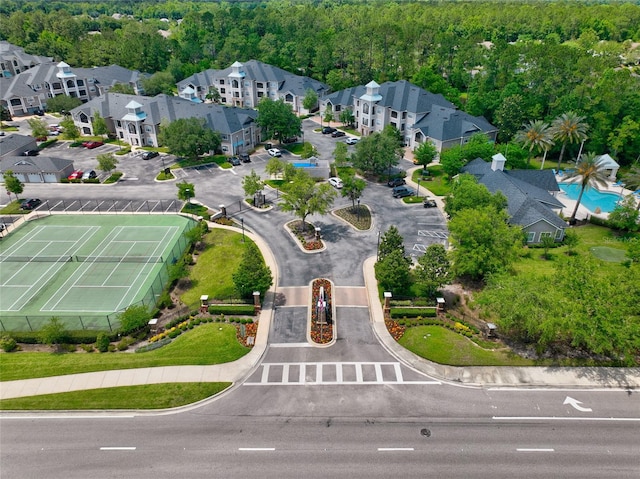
xmin=22 ymin=149 xmax=39 ymax=156
xmin=283 ymin=136 xmax=298 ymax=144
xmin=322 ymin=126 xmax=336 ymax=134
xmin=267 ymin=148 xmax=282 ymax=157
xmin=0 ymin=223 xmax=7 ymax=232
xmin=82 ymin=170 xmax=97 ymax=180
xmin=35 ymin=136 xmax=48 ymax=142
xmin=229 ymin=156 xmax=241 ymax=166
xmin=387 ymin=177 xmax=406 ymax=187
xmin=34 ymin=109 xmax=45 ymax=116
xmin=83 ymin=141 xmax=103 ymax=149
xmin=141 ymin=151 xmax=159 ymax=160
xmin=423 ymin=197 xmax=437 ymax=208
xmin=331 ymin=130 xmax=346 ymax=138
xmin=328 ymin=177 xmax=343 ymax=189
xmin=345 ymin=137 xmax=359 ymax=145
xmin=239 ymin=153 xmax=251 ymax=163
xmin=21 ymin=198 xmax=42 ymax=210
xmin=392 ymin=186 xmax=414 ymax=198
xmin=68 ymin=170 xmax=84 ymax=180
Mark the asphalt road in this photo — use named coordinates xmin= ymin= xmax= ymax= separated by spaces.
xmin=2 ymin=117 xmax=639 ymax=477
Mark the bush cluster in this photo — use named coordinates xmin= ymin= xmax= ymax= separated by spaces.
xmin=0 ymin=334 xmax=18 ymax=352
xmin=208 ymin=305 xmax=255 ymax=316
xmin=390 ymin=307 xmax=438 ymax=319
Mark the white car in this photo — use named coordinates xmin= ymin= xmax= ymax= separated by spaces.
xmin=345 ymin=137 xmax=359 ymax=145
xmin=267 ymin=148 xmax=282 ymax=157
xmin=328 ymin=177 xmax=343 ymax=189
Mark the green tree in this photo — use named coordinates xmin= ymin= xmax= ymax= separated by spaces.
xmin=38 ymin=317 xmax=68 ymax=351
xmin=141 ymin=71 xmax=175 ymax=96
xmin=413 ymin=141 xmax=438 ymax=170
xmin=493 ymin=94 xmax=528 ymax=143
xmin=551 ymin=112 xmax=589 ymax=169
xmin=60 ymin=117 xmax=80 ymax=142
xmin=378 ymin=225 xmax=406 ymax=261
xmin=265 ymin=157 xmax=285 ymax=178
xmin=540 ymin=234 xmax=556 ymax=260
xmin=27 ymin=118 xmax=49 ymax=138
xmin=444 ymin=174 xmax=507 ymax=219
xmin=242 ymin=169 xmax=264 ymax=199
xmin=96 ymin=153 xmax=118 ymax=175
xmin=333 ymin=142 xmax=349 ymax=168
xmin=515 ymin=119 xmax=554 ymax=166
xmin=607 ymin=195 xmax=639 ymax=232
xmin=232 ymin=241 xmax=273 ymax=299
xmin=3 ymin=170 xmax=24 ymax=201
xmin=301 ymin=142 xmax=318 ymax=160
xmin=206 ymin=86 xmax=221 ymax=103
xmin=623 ymin=166 xmax=640 ymax=211
xmin=256 ymin=98 xmax=301 ymax=144
xmin=341 ymin=175 xmax=366 ymax=207
xmin=563 ymin=229 xmax=579 ymax=255
xmin=375 ymin=248 xmax=411 ymax=294
xmin=302 ymin=88 xmax=318 ymax=112
xmin=280 ymin=170 xmax=337 ymax=230
xmin=177 ymin=181 xmax=195 ymax=203
xmin=414 ymin=244 xmax=451 ymax=298
xmin=627 ymin=238 xmax=640 ymax=263
xmin=351 ymin=132 xmax=402 ymax=177
xmin=563 ymin=152 xmax=610 ymax=223
xmin=323 ymin=107 xmax=334 ymax=126
xmin=118 ymin=304 xmax=151 ymax=335
xmin=109 ymin=83 xmax=135 ymax=95
xmin=448 ymin=206 xmax=523 ymax=280
xmin=92 ymin=111 xmax=109 ymax=138
xmin=45 ymin=95 xmax=82 ymax=115
xmin=339 ymin=108 xmax=355 ymax=128
xmin=159 ymin=118 xmax=221 ymax=159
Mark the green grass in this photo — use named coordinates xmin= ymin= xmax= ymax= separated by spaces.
xmin=334 ymin=205 xmax=372 ymax=230
xmin=0 ymin=382 xmax=231 ymax=410
xmin=181 ymin=202 xmax=210 ymax=219
xmin=399 ymin=326 xmax=535 ymax=366
xmin=0 ymin=199 xmax=27 ymax=214
xmin=590 ymin=246 xmax=628 ymax=263
xmin=411 ymin=165 xmax=451 ymax=196
xmin=156 ymin=170 xmax=175 ymax=181
xmin=402 ymin=195 xmax=423 ymax=204
xmin=0 ymin=323 xmax=249 ymax=382
xmin=181 ymin=229 xmax=246 ymax=307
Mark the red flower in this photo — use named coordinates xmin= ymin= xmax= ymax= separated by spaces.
xmin=310 ymin=278 xmax=333 ymax=344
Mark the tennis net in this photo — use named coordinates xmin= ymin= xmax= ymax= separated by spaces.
xmin=0 ymin=255 xmax=164 ymax=264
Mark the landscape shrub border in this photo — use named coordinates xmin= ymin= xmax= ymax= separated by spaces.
xmin=208 ymin=304 xmax=255 ymax=316
xmin=390 ymin=307 xmax=437 ymax=319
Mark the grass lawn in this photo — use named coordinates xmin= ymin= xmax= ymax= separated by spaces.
xmin=399 ymin=326 xmax=535 ymax=366
xmin=0 ymin=323 xmax=249 ymax=382
xmin=334 ymin=205 xmax=372 ymax=230
xmin=0 ymin=199 xmax=27 ymax=214
xmin=411 ymin=165 xmax=451 ymax=196
xmin=181 ymin=229 xmax=246 ymax=308
xmin=0 ymin=382 xmax=231 ymax=410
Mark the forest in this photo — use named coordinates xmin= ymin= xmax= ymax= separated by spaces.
xmin=1 ymin=0 xmax=640 ymax=165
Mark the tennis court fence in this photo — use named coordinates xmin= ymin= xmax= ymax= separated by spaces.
xmin=0 ymin=220 xmax=195 ymax=333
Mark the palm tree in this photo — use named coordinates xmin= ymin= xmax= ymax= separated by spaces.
xmin=551 ymin=112 xmax=589 ymax=170
xmin=515 ymin=120 xmax=554 ymax=166
xmin=563 ymin=152 xmax=609 ymax=223
xmin=623 ymin=166 xmax=640 ymax=211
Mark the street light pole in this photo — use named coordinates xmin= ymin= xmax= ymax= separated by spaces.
xmin=357 ymin=197 xmax=361 ymax=222
xmin=376 ymin=230 xmax=381 ymax=261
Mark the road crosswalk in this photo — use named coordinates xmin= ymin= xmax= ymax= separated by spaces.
xmin=243 ymin=362 xmax=441 ymax=386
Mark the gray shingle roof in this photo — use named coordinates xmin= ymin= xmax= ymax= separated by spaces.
xmin=0 ymin=156 xmax=73 ymax=174
xmin=413 ymin=106 xmax=496 ymax=142
xmin=461 ymin=158 xmax=566 ymax=228
xmin=0 ymin=134 xmax=35 ymax=154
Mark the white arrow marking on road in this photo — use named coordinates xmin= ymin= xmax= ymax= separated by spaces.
xmin=563 ymin=396 xmax=592 ymax=412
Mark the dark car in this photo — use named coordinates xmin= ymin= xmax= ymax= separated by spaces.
xmin=229 ymin=156 xmax=241 ymax=166
xmin=387 ymin=177 xmax=406 ymax=187
xmin=331 ymin=130 xmax=346 ymax=138
xmin=423 ymin=197 xmax=437 ymax=208
xmin=22 ymin=149 xmax=39 ymax=156
xmin=21 ymin=198 xmax=42 ymax=210
xmin=239 ymin=153 xmax=251 ymax=163
xmin=141 ymin=151 xmax=159 ymax=160
xmin=283 ymin=136 xmax=298 ymax=144
xmin=34 ymin=109 xmax=45 ymax=116
xmin=392 ymin=186 xmax=414 ymax=198
xmin=322 ymin=126 xmax=337 ymax=134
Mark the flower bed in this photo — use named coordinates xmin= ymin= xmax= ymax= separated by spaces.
xmin=288 ymin=220 xmax=324 ymax=251
xmin=310 ymin=278 xmax=333 ymax=344
xmin=385 ymin=319 xmax=406 ymax=341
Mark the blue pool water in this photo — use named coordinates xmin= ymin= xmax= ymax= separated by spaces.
xmin=559 ymin=183 xmax=621 ymax=213
xmin=292 ymin=162 xmax=315 ymax=168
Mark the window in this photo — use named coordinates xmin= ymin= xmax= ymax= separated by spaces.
xmin=363 ymin=104 xmax=369 ymax=114
xmin=335 ymin=105 xmax=341 ymax=112
xmin=52 ymin=83 xmax=61 ymax=90
xmin=116 ymin=120 xmax=121 ymax=127
xmin=257 ymin=82 xmax=263 ymax=89
xmin=257 ymin=91 xmax=264 ymax=98
xmin=234 ymin=92 xmax=239 ymax=98
xmin=83 ymin=127 xmax=91 ymax=134
xmin=79 ymin=112 xmax=88 ymax=123
xmin=391 ymin=111 xmax=398 ymax=118
xmin=403 ymin=112 xmax=407 ymax=119
xmin=219 ymin=79 xmax=225 ymax=85
xmin=77 ymin=80 xmax=84 ymax=86
xmin=79 ymin=90 xmax=86 ymax=96
xmin=10 ymin=98 xmax=21 ymax=106
xmin=363 ymin=118 xmax=369 ymax=126
xmin=128 ymin=123 xmax=137 ymax=134
xmin=220 ymin=88 xmax=225 ymax=94
xmin=66 ymin=80 xmax=75 ymax=87
xmin=372 ymin=106 xmax=376 ymax=115
xmin=232 ymin=80 xmax=239 ymax=88
xmin=527 ymin=232 xmax=536 ymax=243
xmin=146 ymin=126 xmax=152 ymax=132
xmin=555 ymin=229 xmax=564 ymax=240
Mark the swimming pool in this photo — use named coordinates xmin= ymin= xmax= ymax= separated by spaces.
xmin=292 ymin=162 xmax=316 ymax=168
xmin=558 ymin=183 xmax=621 ymax=213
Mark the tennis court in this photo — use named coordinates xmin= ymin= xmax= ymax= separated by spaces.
xmin=0 ymin=214 xmax=197 ymax=332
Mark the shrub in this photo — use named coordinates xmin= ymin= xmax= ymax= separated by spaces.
xmin=208 ymin=305 xmax=255 ymax=316
xmin=168 ymin=329 xmax=182 ymax=338
xmin=390 ymin=307 xmax=437 ymax=319
xmin=107 ymin=344 xmax=116 ymax=352
xmin=135 ymin=337 xmax=171 ymax=353
xmin=96 ymin=332 xmax=110 ymax=352
xmin=0 ymin=334 xmax=18 ymax=352
xmin=117 ymin=336 xmax=135 ymax=351
xmin=80 ymin=343 xmax=94 ymax=353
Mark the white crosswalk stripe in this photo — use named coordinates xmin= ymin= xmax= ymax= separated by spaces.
xmin=244 ymin=362 xmax=440 ymax=386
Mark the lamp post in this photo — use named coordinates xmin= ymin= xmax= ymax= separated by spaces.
xmin=376 ymin=230 xmax=381 ymax=261
xmin=240 ymin=217 xmax=245 ymax=243
xmin=357 ymin=197 xmax=361 ymax=222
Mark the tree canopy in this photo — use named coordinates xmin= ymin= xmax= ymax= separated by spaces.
xmin=255 ymin=98 xmax=301 ymax=144
xmin=159 ymin=117 xmax=221 ymax=159
xmin=279 ymin=170 xmax=337 ymax=229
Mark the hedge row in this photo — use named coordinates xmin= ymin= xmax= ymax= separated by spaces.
xmin=390 ymin=307 xmax=437 ymax=319
xmin=4 ymin=330 xmax=119 ymax=344
xmin=208 ymin=305 xmax=255 ymax=316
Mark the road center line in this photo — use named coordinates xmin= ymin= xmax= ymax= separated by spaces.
xmin=378 ymin=447 xmax=414 ymax=451
xmin=238 ymin=447 xmax=276 ymax=451
xmin=100 ymin=447 xmax=136 ymax=451
xmin=516 ymin=448 xmax=555 ymax=452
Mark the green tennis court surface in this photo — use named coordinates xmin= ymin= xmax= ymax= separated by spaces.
xmin=0 ymin=214 xmax=197 ymax=332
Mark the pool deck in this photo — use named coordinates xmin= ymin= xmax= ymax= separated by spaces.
xmin=556 ymin=176 xmax=639 ymax=220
